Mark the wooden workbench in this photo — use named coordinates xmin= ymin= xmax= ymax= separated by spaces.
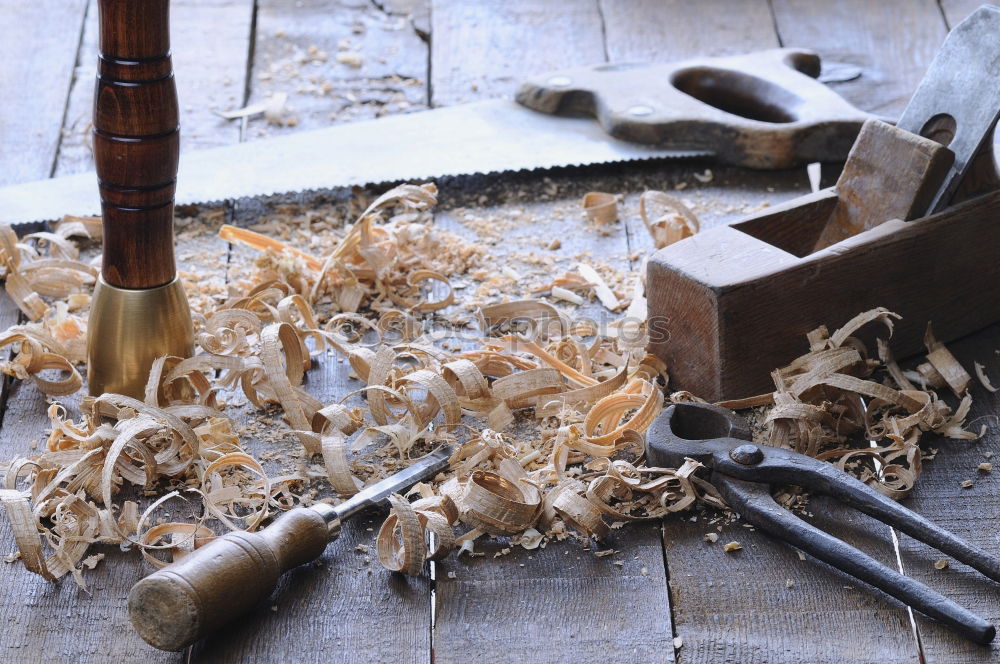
xmin=1 ymin=1 xmax=999 ymax=662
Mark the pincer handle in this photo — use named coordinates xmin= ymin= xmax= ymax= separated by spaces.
xmin=128 ymin=506 xmax=336 ymax=651
xmin=717 ymin=475 xmax=995 ymax=644
xmin=95 ymin=0 xmax=179 ymax=288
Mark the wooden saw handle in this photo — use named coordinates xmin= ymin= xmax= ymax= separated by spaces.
xmin=128 ymin=507 xmax=332 ymax=651
xmin=516 ymin=48 xmax=873 ymax=169
xmin=95 ymin=0 xmax=178 ymax=288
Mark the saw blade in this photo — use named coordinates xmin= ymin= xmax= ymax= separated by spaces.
xmin=0 ymin=100 xmax=707 ymax=224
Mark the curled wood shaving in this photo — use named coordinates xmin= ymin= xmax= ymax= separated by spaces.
xmin=975 ymin=362 xmax=998 ymax=393
xmin=768 ymin=307 xmax=978 ymax=500
xmin=0 ymin=188 xmax=982 ymax=587
xmin=580 ymin=192 xmax=619 ymax=226
xmin=639 ymin=191 xmax=699 ymax=249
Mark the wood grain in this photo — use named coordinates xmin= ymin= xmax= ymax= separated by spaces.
xmin=0 ymin=365 xmax=178 ymax=663
xmin=600 ymin=3 xmax=924 ymax=652
xmin=664 ymin=499 xmax=918 ymax=664
xmin=435 ymin=526 xmax=675 ymax=664
xmin=430 ymin=0 xmax=605 ymax=107
xmin=770 ymin=0 xmax=946 ymax=118
xmin=648 ymin=189 xmax=1000 ymax=401
xmin=515 ymin=49 xmax=869 ymax=170
xmin=600 ymin=0 xmax=778 ymax=61
xmin=244 ymin=0 xmax=428 ymax=141
xmin=811 ymin=119 xmax=954 ymax=250
xmin=1 ymin=2 xmax=993 ymax=662
xmin=94 ymin=0 xmax=178 ymax=288
xmin=0 ymin=213 xmax=226 ymax=664
xmin=0 ymin=0 xmax=88 ymax=186
xmin=189 ymin=193 xmax=431 ymax=664
xmin=428 ymin=179 xmax=678 ymax=663
xmin=886 ymin=326 xmax=1000 ymax=662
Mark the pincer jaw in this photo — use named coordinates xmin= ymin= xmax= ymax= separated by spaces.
xmin=645 ymin=402 xmax=753 ymax=468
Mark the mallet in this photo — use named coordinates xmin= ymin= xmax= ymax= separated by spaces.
xmin=87 ymin=0 xmax=194 ymax=398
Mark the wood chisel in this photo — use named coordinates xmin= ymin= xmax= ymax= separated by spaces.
xmin=128 ymin=445 xmax=452 ymax=651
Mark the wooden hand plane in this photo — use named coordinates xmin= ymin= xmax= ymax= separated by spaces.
xmin=647 ymin=5 xmax=1000 ymax=401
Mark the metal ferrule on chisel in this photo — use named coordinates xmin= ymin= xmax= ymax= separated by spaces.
xmin=311 ymin=445 xmax=453 ymax=538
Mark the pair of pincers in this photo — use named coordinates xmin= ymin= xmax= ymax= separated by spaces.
xmin=647 ymin=401 xmax=1000 ymax=644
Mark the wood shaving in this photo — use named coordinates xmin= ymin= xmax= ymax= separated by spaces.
xmin=577 ymin=263 xmax=621 ymax=311
xmin=580 ymin=192 xmax=619 ymax=226
xmin=770 ymin=308 xmax=978 ymax=501
xmin=975 ymin=361 xmax=998 ymax=393
xmin=723 ymin=541 xmax=742 ymax=552
xmin=0 ymin=184 xmax=982 ymax=586
xmin=218 ymin=92 xmax=296 ymax=126
xmin=638 ymin=191 xmax=699 ymax=249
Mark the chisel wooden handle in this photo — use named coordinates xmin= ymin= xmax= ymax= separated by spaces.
xmin=95 ymin=0 xmax=178 ymax=288
xmin=129 ymin=506 xmax=336 ymax=651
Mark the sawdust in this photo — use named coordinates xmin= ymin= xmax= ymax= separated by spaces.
xmin=0 ymin=180 xmax=985 ymax=585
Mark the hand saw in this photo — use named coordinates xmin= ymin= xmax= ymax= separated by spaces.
xmin=0 ymin=47 xmax=870 ymax=224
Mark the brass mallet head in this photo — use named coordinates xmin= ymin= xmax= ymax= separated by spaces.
xmin=87 ymin=276 xmax=195 ymax=398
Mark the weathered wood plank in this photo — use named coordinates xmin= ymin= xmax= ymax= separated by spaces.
xmin=191 ymin=511 xmax=431 ymax=664
xmin=939 ymin=0 xmax=987 ymax=27
xmin=435 ymin=528 xmax=673 ymax=664
xmin=770 ymin=0 xmax=946 ymax=118
xmin=188 ymin=193 xmax=431 ymax=664
xmin=430 ymin=0 xmax=605 ymax=107
xmin=889 ymin=325 xmax=1000 ymax=662
xmin=612 ymin=162 xmax=919 ymax=662
xmin=600 ymin=0 xmax=778 ymax=62
xmin=0 ymin=211 xmax=227 ymax=664
xmin=0 ymin=0 xmax=87 ymax=185
xmin=0 ymin=382 xmax=180 ymax=664
xmin=429 ymin=171 xmax=674 ymax=663
xmin=243 ymin=0 xmax=428 ymax=141
xmin=602 ymin=0 xmax=921 ymax=651
xmin=55 ymin=0 xmax=255 ymax=177
xmin=664 ymin=501 xmax=918 ymax=664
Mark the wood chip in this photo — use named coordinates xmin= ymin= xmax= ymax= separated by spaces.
xmin=580 ymin=192 xmax=619 ymax=226
xmin=638 ymin=190 xmax=699 ymax=249
xmin=0 ymin=187 xmax=982 ymax=589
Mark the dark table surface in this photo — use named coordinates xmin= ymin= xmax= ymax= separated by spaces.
xmin=1 ymin=1 xmax=998 ymax=662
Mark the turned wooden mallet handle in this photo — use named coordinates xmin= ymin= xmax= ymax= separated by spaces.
xmin=95 ymin=0 xmax=178 ymax=289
